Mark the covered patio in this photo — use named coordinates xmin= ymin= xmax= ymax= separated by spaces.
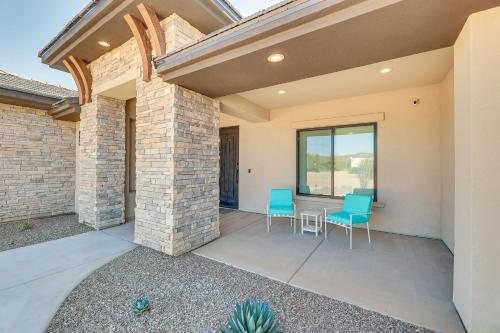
xmin=31 ymin=0 xmax=500 ymax=331
xmin=195 ymin=210 xmax=461 ymax=333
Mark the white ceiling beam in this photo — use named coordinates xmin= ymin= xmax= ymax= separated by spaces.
xmin=218 ymin=94 xmax=270 ymax=122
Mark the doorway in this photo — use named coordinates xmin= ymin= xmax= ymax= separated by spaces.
xmin=125 ymin=98 xmax=136 ymax=222
xmin=219 ymin=126 xmax=239 ymax=209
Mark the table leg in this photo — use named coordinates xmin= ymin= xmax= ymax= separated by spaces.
xmin=315 ymin=215 xmax=318 ymax=237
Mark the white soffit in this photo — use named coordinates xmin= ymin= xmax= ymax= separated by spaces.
xmin=93 ymin=71 xmax=137 ymax=100
xmin=239 ymin=47 xmax=453 ymax=110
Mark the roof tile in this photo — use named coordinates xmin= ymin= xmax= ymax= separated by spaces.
xmin=0 ymin=70 xmax=77 ymax=100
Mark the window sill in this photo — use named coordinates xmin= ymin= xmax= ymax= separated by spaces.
xmin=294 ymin=195 xmax=385 ymax=208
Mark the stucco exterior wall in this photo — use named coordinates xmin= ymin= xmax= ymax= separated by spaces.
xmin=453 ymin=17 xmax=472 ymax=330
xmin=453 ymin=7 xmax=500 ymax=332
xmin=221 ymin=83 xmax=445 ymax=239
xmin=440 ymin=69 xmax=455 ymax=253
xmin=0 ymin=103 xmax=76 ymax=223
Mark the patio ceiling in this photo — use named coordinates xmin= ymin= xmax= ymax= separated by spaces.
xmin=238 ymin=47 xmax=453 ymax=110
xmin=156 ymin=0 xmax=500 ymax=98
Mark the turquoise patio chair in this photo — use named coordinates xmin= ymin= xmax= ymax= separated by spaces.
xmin=266 ymin=189 xmax=296 ymax=233
xmin=324 ymin=194 xmax=373 ymax=249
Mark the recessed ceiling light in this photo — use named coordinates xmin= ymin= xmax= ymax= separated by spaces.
xmin=278 ymin=90 xmax=286 ymax=95
xmin=380 ymin=67 xmax=392 ymax=74
xmin=98 ymin=41 xmax=111 ymax=48
xmin=267 ymin=53 xmax=285 ymax=63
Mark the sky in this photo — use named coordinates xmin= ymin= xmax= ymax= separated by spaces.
xmin=0 ymin=0 xmax=281 ymax=90
xmin=307 ymin=133 xmax=375 ymax=156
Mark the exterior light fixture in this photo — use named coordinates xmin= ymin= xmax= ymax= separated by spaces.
xmin=380 ymin=67 xmax=392 ymax=74
xmin=278 ymin=90 xmax=286 ymax=95
xmin=267 ymin=53 xmax=285 ymax=63
xmin=98 ymin=41 xmax=111 ymax=48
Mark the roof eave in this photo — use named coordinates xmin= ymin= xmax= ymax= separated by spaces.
xmin=0 ymin=87 xmax=59 ymax=110
xmin=38 ymin=0 xmax=118 ymax=66
xmin=38 ymin=0 xmax=242 ymax=67
xmin=0 ymin=88 xmax=80 ymax=121
xmin=212 ymin=0 xmax=243 ymax=21
xmin=154 ymin=0 xmax=356 ymax=76
xmin=49 ymin=97 xmax=81 ymax=121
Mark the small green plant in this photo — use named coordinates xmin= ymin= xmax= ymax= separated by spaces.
xmin=220 ymin=298 xmax=282 ymax=333
xmin=132 ymin=298 xmax=150 ymax=316
xmin=16 ymin=218 xmax=38 ymax=232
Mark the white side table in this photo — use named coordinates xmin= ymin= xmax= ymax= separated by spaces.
xmin=300 ymin=211 xmax=323 ymax=237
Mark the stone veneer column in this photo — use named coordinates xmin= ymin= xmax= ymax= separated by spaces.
xmin=134 ymin=76 xmax=175 ymax=251
xmin=171 ymin=86 xmax=220 ymax=255
xmin=134 ymin=75 xmax=220 ymax=255
xmin=79 ymin=95 xmax=126 ymax=229
xmin=132 ymin=13 xmax=219 ymax=255
xmin=82 ymin=12 xmax=218 ymax=253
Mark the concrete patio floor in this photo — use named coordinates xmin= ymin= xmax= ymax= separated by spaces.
xmin=195 ymin=210 xmax=463 ymax=333
xmin=0 ymin=223 xmax=136 ymax=333
xmin=0 ymin=211 xmax=461 ymax=333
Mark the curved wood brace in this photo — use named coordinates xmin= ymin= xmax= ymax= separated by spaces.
xmin=63 ymin=59 xmax=85 ymax=105
xmin=124 ymin=14 xmax=152 ymax=82
xmin=137 ymin=3 xmax=166 ymax=56
xmin=69 ymin=56 xmax=93 ymax=104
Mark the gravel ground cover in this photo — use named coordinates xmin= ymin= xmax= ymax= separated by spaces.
xmin=47 ymin=246 xmax=434 ymax=333
xmin=0 ymin=214 xmax=92 ymax=251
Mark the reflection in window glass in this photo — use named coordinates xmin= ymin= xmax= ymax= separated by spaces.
xmin=298 ymin=129 xmax=332 ymax=196
xmin=334 ymin=125 xmax=375 ymax=197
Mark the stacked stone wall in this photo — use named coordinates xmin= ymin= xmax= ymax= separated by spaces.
xmin=0 ymin=103 xmax=76 ymax=222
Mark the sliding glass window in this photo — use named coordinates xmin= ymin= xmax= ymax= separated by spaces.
xmin=297 ymin=123 xmax=376 ymax=200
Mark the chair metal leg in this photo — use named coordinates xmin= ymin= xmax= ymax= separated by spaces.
xmin=293 ymin=217 xmax=296 ymax=234
xmin=350 ymin=226 xmax=353 ymax=249
xmin=345 ymin=227 xmax=348 ymax=236
xmin=367 ymin=223 xmax=371 ymax=243
xmin=301 ymin=215 xmax=304 ymax=234
xmin=324 ymin=222 xmax=328 ymax=239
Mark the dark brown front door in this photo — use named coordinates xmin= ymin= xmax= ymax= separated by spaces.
xmin=219 ymin=126 xmax=239 ymax=209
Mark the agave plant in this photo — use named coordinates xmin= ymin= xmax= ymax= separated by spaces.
xmin=132 ymin=298 xmax=150 ymax=316
xmin=220 ymin=298 xmax=282 ymax=333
